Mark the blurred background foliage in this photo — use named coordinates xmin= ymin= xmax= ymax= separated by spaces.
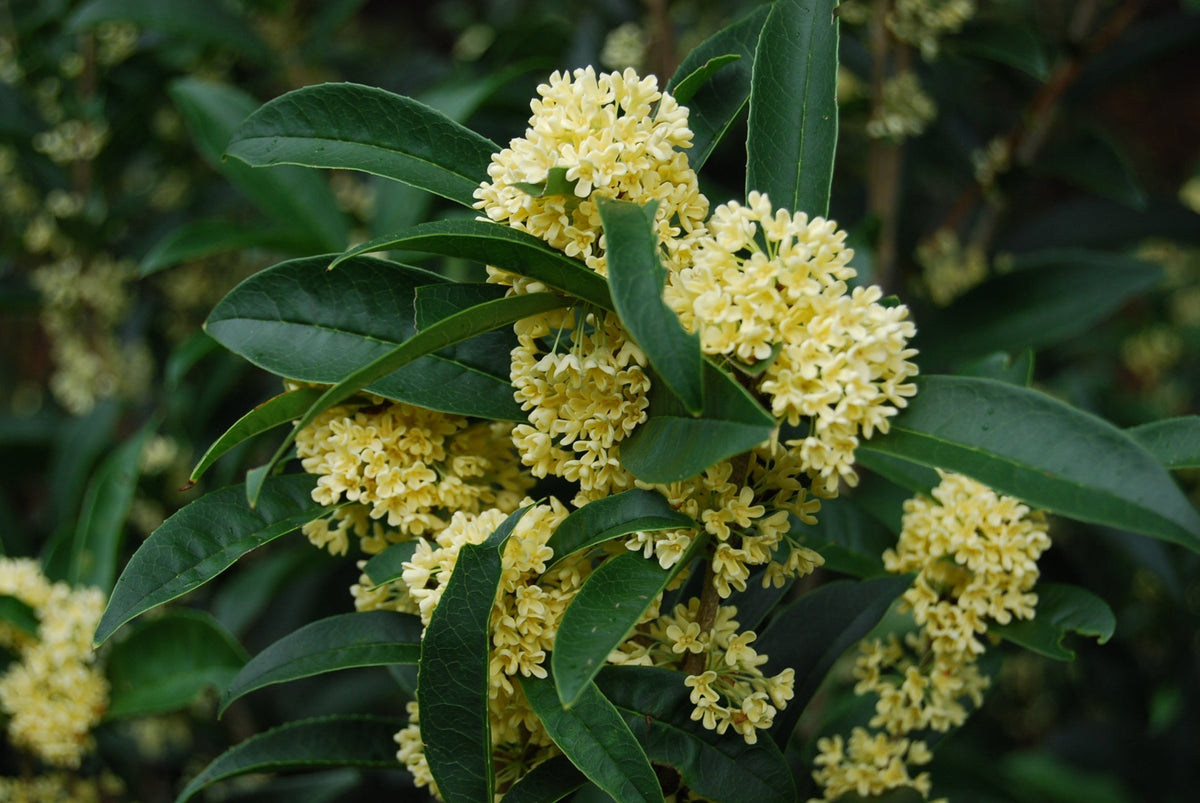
xmin=1 ymin=0 xmax=1199 ymax=801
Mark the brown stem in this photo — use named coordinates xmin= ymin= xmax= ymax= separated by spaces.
xmin=865 ymin=2 xmax=908 ymax=293
xmin=644 ymin=0 xmax=677 ymax=81
xmin=681 ymin=558 xmax=720 ymax=676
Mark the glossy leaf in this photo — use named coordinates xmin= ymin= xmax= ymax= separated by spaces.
xmin=1127 ymin=417 xmax=1200 ymax=469
xmin=175 ymin=715 xmax=403 ymax=803
xmin=94 ymin=474 xmax=326 ymax=645
xmin=190 ymin=388 xmax=324 ymax=483
xmin=363 ymin=541 xmax=420 ymax=587
xmin=599 ymin=198 xmax=704 ymax=412
xmin=956 ymin=350 xmax=1035 ymax=387
xmin=621 ymin=361 xmax=775 ymax=483
xmin=948 ymin=21 xmax=1049 ymax=79
xmin=553 ymin=542 xmax=702 ymax=708
xmin=546 ymin=489 xmax=695 ymax=569
xmin=759 ymin=575 xmax=913 ymax=741
xmin=204 ymin=254 xmax=524 ymax=421
xmin=1037 ymin=128 xmax=1148 ymax=210
xmin=226 ymin=82 xmax=498 ymax=208
xmin=860 ymin=376 xmax=1200 ymax=552
xmin=331 ymin=219 xmax=613 ymax=311
xmin=792 ymin=496 xmax=895 ymax=578
xmin=855 ymin=451 xmax=938 ymax=496
xmin=501 ymin=755 xmax=586 ymax=803
xmin=915 ymin=250 xmax=1163 ymax=367
xmin=522 ymin=674 xmax=664 ymax=803
xmin=0 ymin=595 xmax=38 ymax=637
xmin=670 ymin=54 xmax=742 ymax=105
xmin=68 ymin=0 xmax=269 ymax=59
xmin=419 ymin=507 xmax=531 ymax=803
xmin=170 ymin=78 xmax=348 ymax=253
xmin=213 ymin=769 xmax=363 ymax=803
xmin=141 ymin=218 xmax=306 ymax=277
xmin=248 ymin=290 xmax=567 ymax=505
xmin=992 ymin=583 xmax=1116 ymax=661
xmin=106 ymin=610 xmax=247 ymax=719
xmin=69 ymin=422 xmax=155 ymax=592
xmin=746 ymin=0 xmax=839 ymax=217
xmin=596 ymin=666 xmax=796 ymax=803
xmin=220 ymin=611 xmax=422 ymax=713
xmin=667 ymin=5 xmax=770 ymax=170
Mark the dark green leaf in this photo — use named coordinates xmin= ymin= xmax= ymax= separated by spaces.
xmin=191 ymin=388 xmax=325 ymax=483
xmin=226 ymin=82 xmax=498 ymax=208
xmin=415 ymin=283 xmax=509 ymax=329
xmin=794 ymin=496 xmax=895 ymax=578
xmin=1001 ymin=196 xmax=1200 ymax=253
xmin=1127 ymin=417 xmax=1200 ymax=469
xmin=667 ymin=6 xmax=770 ymax=170
xmin=746 ymin=0 xmax=839 ymax=217
xmin=175 ymin=715 xmax=403 ymax=803
xmin=501 ymin=755 xmax=586 ymax=803
xmin=992 ymin=582 xmax=1116 ymax=661
xmin=221 ymin=611 xmax=422 ymax=713
xmin=956 ymin=350 xmax=1035 ymax=387
xmin=68 ymin=0 xmax=269 ymax=59
xmin=331 ymin=219 xmax=613 ymax=311
xmin=204 ymin=254 xmax=524 ymax=421
xmin=670 ymin=54 xmax=742 ymax=106
xmin=553 ymin=542 xmax=702 ymax=708
xmin=211 ymin=546 xmax=323 ymax=637
xmin=598 ymin=198 xmax=704 ymax=412
xmin=210 ymin=768 xmax=363 ymax=803
xmin=170 ymin=79 xmax=349 ymax=253
xmin=917 ymin=249 xmax=1162 ymax=367
xmin=69 ymin=422 xmax=156 ymax=592
xmin=855 ymin=451 xmax=938 ymax=496
xmin=546 ymin=489 xmax=694 ymax=569
xmin=621 ymin=362 xmax=774 ymax=484
xmin=419 ymin=506 xmax=532 ymax=803
xmin=596 ymin=666 xmax=796 ymax=803
xmin=1036 ymin=128 xmax=1148 ymax=210
xmin=860 ymin=376 xmax=1200 ymax=552
xmin=94 ymin=475 xmax=326 ymax=646
xmin=948 ymin=21 xmax=1050 ymax=79
xmin=0 ymin=595 xmax=38 ymax=637
xmin=759 ymin=575 xmax=913 ymax=741
xmin=106 ymin=610 xmax=247 ymax=719
xmin=140 ymin=218 xmax=307 ymax=277
xmin=523 ymin=675 xmax=664 ymax=803
xmin=363 ymin=541 xmax=421 ymax=587
xmin=831 ymin=789 xmax=926 ymax=803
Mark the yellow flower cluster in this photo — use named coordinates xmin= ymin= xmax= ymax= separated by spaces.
xmin=295 ymin=397 xmax=533 ymax=555
xmin=811 ymin=472 xmax=1049 ymax=801
xmin=888 ymin=0 xmax=977 ymax=59
xmin=474 ymin=66 xmax=708 ymax=281
xmin=610 ymin=599 xmax=796 ymax=745
xmin=391 ymin=501 xmax=591 ymax=796
xmin=866 ymin=71 xmax=937 ymax=141
xmin=811 ymin=727 xmax=937 ymax=801
xmin=0 ymin=773 xmax=114 ymax=803
xmin=0 ymin=558 xmax=109 ymax=769
xmin=509 ymin=310 xmax=650 ymax=505
xmin=915 ymin=228 xmax=988 ymax=307
xmin=665 ymin=192 xmax=919 ymax=495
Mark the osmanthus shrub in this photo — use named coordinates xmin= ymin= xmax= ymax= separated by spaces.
xmin=91 ymin=1 xmax=1200 ymax=802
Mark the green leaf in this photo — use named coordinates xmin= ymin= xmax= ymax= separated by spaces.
xmin=220 ymin=611 xmax=422 ymax=713
xmin=226 ymin=82 xmax=499 ymax=208
xmin=917 ymin=249 xmax=1163 ymax=367
xmin=992 ymin=583 xmax=1116 ymax=661
xmin=860 ymin=376 xmax=1200 ymax=552
xmin=553 ymin=541 xmax=702 ymax=708
xmin=106 ymin=610 xmax=247 ymax=719
xmin=667 ymin=5 xmax=770 ymax=170
xmin=855 ymin=451 xmax=938 ymax=496
xmin=1036 ymin=128 xmax=1148 ymax=210
xmin=746 ymin=0 xmax=839 ymax=217
xmin=795 ymin=496 xmax=895 ymax=578
xmin=501 ymin=755 xmax=586 ymax=803
xmin=140 ymin=218 xmax=307 ymax=277
xmin=415 ymin=282 xmax=509 ymax=329
xmin=948 ymin=21 xmax=1050 ymax=79
xmin=170 ymin=79 xmax=349 ymax=253
xmin=419 ymin=506 xmax=532 ymax=803
xmin=68 ymin=0 xmax=269 ymax=59
xmin=175 ymin=715 xmax=403 ymax=803
xmin=1127 ymin=417 xmax=1200 ymax=469
xmin=69 ymin=421 xmax=156 ymax=592
xmin=331 ymin=219 xmax=613 ymax=311
xmin=204 ymin=254 xmax=524 ymax=421
xmin=759 ymin=575 xmax=913 ymax=741
xmin=956 ymin=350 xmax=1035 ymax=387
xmin=598 ymin=198 xmax=704 ymax=413
xmin=0 ymin=595 xmax=39 ymax=637
xmin=670 ymin=54 xmax=742 ymax=106
xmin=621 ymin=361 xmax=775 ymax=483
xmin=246 ymin=290 xmax=567 ymax=506
xmin=94 ymin=475 xmax=326 ymax=646
xmin=831 ymin=789 xmax=926 ymax=803
xmin=363 ymin=541 xmax=421 ymax=587
xmin=523 ymin=674 xmax=664 ymax=803
xmin=546 ymin=489 xmax=695 ymax=569
xmin=210 ymin=769 xmax=363 ymax=803
xmin=595 ymin=666 xmax=796 ymax=803
xmin=190 ymin=388 xmax=324 ymax=484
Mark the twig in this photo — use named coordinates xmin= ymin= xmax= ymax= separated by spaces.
xmin=682 ymin=558 xmax=720 ymax=676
